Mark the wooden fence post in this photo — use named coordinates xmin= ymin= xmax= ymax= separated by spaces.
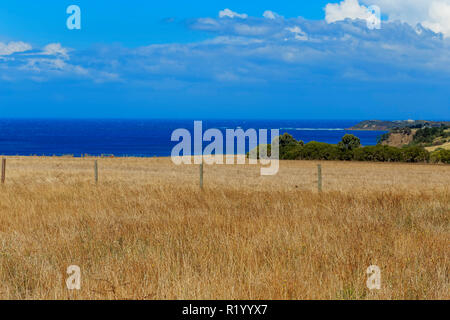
xmin=317 ymin=164 xmax=322 ymax=192
xmin=94 ymin=160 xmax=98 ymax=184
xmin=200 ymin=162 xmax=204 ymax=189
xmin=1 ymin=158 xmax=5 ymax=184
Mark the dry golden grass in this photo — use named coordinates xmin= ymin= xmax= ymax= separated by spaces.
xmin=0 ymin=156 xmax=448 ymax=300
xmin=426 ymin=141 xmax=450 ymax=151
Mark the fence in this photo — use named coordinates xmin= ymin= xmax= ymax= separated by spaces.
xmin=0 ymin=157 xmax=325 ymax=192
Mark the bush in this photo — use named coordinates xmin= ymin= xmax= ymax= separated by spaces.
xmin=401 ymin=146 xmax=430 ymax=163
xmin=250 ymin=132 xmax=442 ymax=164
xmin=282 ymin=145 xmax=303 ymax=160
xmin=296 ymin=142 xmax=340 ymax=160
xmin=430 ymin=149 xmax=450 ymax=164
xmin=353 ymin=145 xmax=403 ymax=162
xmin=391 ymin=127 xmax=412 ymax=135
xmin=278 ymin=133 xmax=298 ymax=148
xmin=413 ymin=126 xmax=448 ymax=144
xmin=276 ymin=133 xmax=303 ymax=159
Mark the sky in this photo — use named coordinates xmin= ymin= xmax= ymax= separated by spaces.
xmin=0 ymin=0 xmax=449 ymax=120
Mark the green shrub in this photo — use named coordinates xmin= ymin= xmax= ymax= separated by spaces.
xmin=278 ymin=133 xmax=298 ymax=148
xmin=401 ymin=146 xmax=430 ymax=162
xmin=282 ymin=145 xmax=303 ymax=160
xmin=353 ymin=145 xmax=403 ymax=162
xmin=430 ymin=149 xmax=450 ymax=164
xmin=280 ymin=144 xmax=302 ymax=160
xmin=412 ymin=126 xmax=449 ymax=145
xmin=297 ymin=142 xmax=340 ymax=160
xmin=276 ymin=133 xmax=303 ymax=159
xmin=250 ymin=132 xmax=443 ymax=164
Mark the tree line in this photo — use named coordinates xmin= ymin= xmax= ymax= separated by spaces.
xmin=250 ymin=133 xmax=450 ymax=164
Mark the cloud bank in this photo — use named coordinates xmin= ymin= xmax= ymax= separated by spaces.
xmin=0 ymin=4 xmax=449 ymax=118
xmin=325 ymin=0 xmax=373 ymax=23
xmin=328 ymin=0 xmax=450 ymax=37
xmin=219 ymin=8 xmax=248 ymax=19
xmin=1 ymin=6 xmax=448 ymax=85
xmin=0 ymin=41 xmax=32 ymax=56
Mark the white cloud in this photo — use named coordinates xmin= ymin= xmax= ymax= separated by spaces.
xmin=42 ymin=43 xmax=70 ymax=59
xmin=0 ymin=41 xmax=32 ymax=56
xmin=203 ymin=36 xmax=263 ymax=45
xmin=263 ymin=10 xmax=276 ymax=20
xmin=0 ymin=41 xmax=96 ymax=82
xmin=325 ymin=0 xmax=371 ymax=23
xmin=196 ymin=18 xmax=219 ymax=27
xmin=263 ymin=10 xmax=282 ymax=20
xmin=219 ymin=8 xmax=248 ymax=19
xmin=286 ymin=26 xmax=308 ymax=41
xmin=21 ymin=58 xmax=67 ymax=72
xmin=361 ymin=0 xmax=430 ymax=24
xmin=360 ymin=0 xmax=450 ymax=37
xmin=421 ymin=1 xmax=450 ymax=36
xmin=2 ymin=8 xmax=450 ymax=87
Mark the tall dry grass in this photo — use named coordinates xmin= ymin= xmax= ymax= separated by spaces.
xmin=0 ymin=156 xmax=448 ymax=299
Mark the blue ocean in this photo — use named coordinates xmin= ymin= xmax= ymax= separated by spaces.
xmin=0 ymin=119 xmax=387 ymax=157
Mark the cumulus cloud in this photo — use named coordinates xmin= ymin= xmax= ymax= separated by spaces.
xmin=1 ymin=10 xmax=449 ymax=87
xmin=361 ymin=0 xmax=430 ymax=24
xmin=0 ymin=41 xmax=32 ymax=56
xmin=0 ymin=9 xmax=448 ymax=119
xmin=263 ymin=10 xmax=282 ymax=20
xmin=324 ymin=0 xmax=450 ymax=37
xmin=219 ymin=9 xmax=248 ymax=19
xmin=421 ymin=1 xmax=450 ymax=36
xmin=325 ymin=0 xmax=372 ymax=23
xmin=359 ymin=0 xmax=450 ymax=37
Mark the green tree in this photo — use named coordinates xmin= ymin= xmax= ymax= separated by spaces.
xmin=299 ymin=142 xmax=340 ymax=160
xmin=353 ymin=145 xmax=403 ymax=162
xmin=430 ymin=149 xmax=450 ymax=164
xmin=277 ymin=133 xmax=298 ymax=148
xmin=401 ymin=146 xmax=430 ymax=163
xmin=338 ymin=134 xmax=361 ymax=151
xmin=276 ymin=133 xmax=303 ymax=160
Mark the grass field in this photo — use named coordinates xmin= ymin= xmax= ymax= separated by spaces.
xmin=0 ymin=156 xmax=448 ymax=299
xmin=426 ymin=141 xmax=450 ymax=152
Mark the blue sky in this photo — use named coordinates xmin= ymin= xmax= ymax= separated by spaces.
xmin=0 ymin=1 xmax=334 ymax=46
xmin=0 ymin=0 xmax=449 ymax=119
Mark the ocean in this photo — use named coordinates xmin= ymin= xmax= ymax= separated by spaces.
xmin=0 ymin=119 xmax=387 ymax=157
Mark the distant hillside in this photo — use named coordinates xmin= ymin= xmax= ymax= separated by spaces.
xmin=379 ymin=125 xmax=450 ymax=150
xmin=348 ymin=120 xmax=450 ymax=131
xmin=380 ymin=129 xmax=417 ymax=148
